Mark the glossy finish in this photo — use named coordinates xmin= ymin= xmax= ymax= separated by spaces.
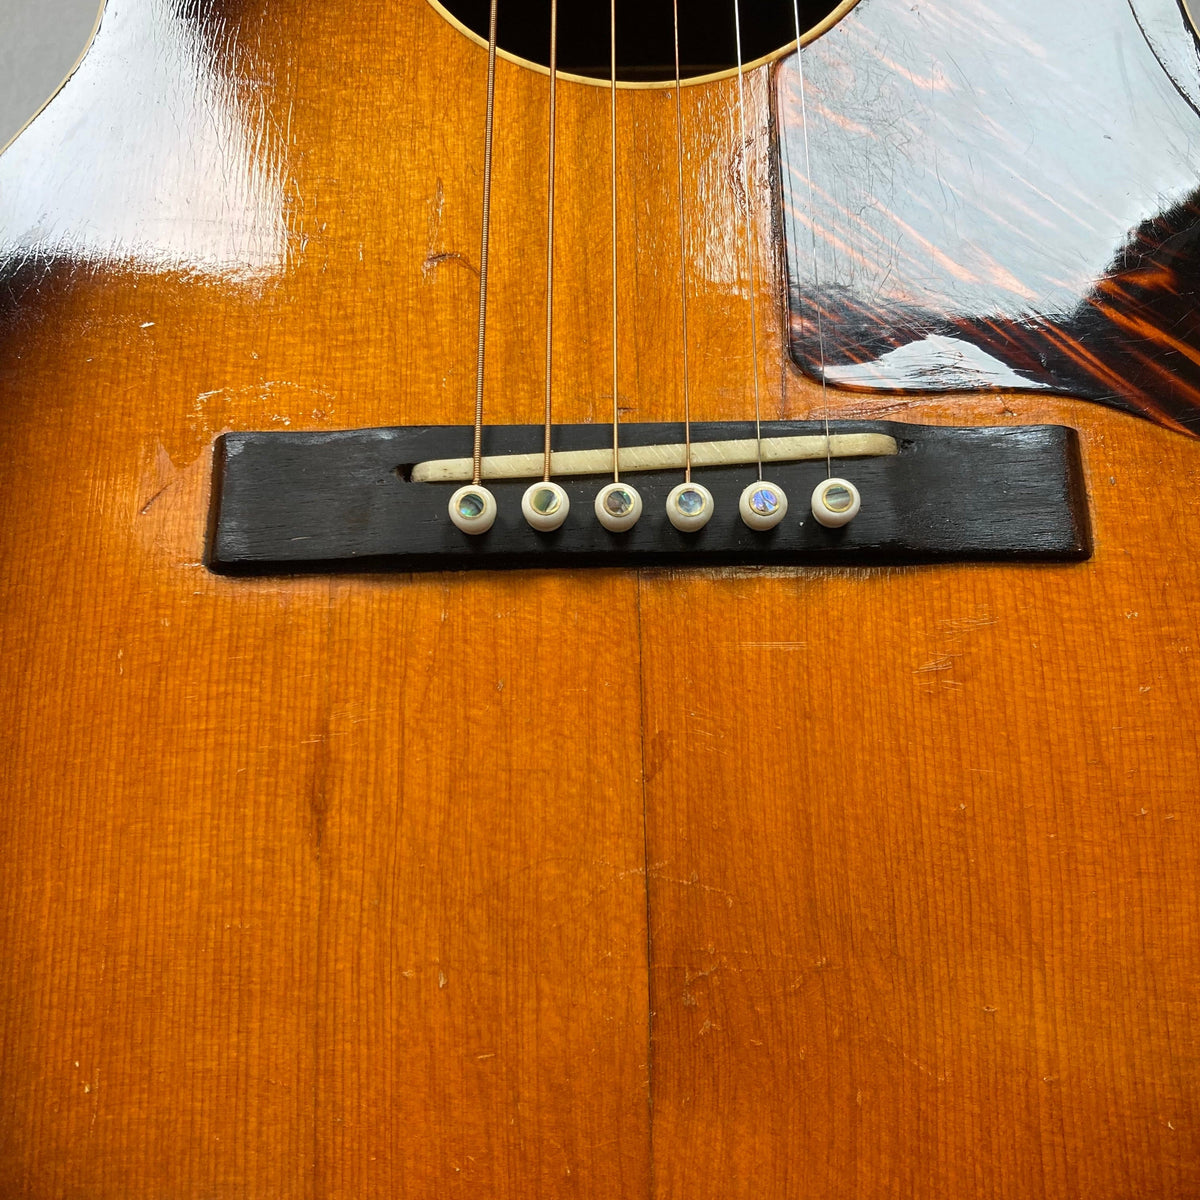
xmin=3 ymin=0 xmax=1200 ymax=1196
xmin=0 ymin=0 xmax=285 ymax=277
xmin=778 ymin=0 xmax=1200 ymax=433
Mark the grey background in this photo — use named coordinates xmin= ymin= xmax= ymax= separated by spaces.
xmin=0 ymin=0 xmax=103 ymax=150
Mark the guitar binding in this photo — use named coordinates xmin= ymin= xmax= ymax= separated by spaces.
xmin=207 ymin=420 xmax=1092 ymax=574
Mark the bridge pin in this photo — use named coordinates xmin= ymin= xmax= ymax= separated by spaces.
xmin=595 ymin=482 xmax=643 ymax=532
xmin=522 ymin=481 xmax=570 ymax=531
xmin=811 ymin=478 xmax=861 ymax=528
xmin=666 ymin=482 xmax=714 ymax=532
xmin=448 ymin=485 xmax=498 ymax=534
xmin=739 ymin=481 xmax=788 ymax=531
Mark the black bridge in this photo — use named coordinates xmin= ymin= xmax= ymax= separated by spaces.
xmin=208 ymin=420 xmax=1091 ymax=574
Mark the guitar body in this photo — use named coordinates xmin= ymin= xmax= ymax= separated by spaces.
xmin=1 ymin=0 xmax=1198 ymax=1195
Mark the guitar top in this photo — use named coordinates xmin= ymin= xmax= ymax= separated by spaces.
xmin=1 ymin=0 xmax=1199 ymax=1196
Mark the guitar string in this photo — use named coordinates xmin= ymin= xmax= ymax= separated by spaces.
xmin=476 ymin=6 xmax=820 ymax=490
xmin=788 ymin=0 xmax=833 ymax=476
xmin=471 ymin=0 xmax=501 ymax=486
xmin=541 ymin=0 xmax=559 ymax=481
xmin=610 ymin=0 xmax=620 ymax=482
xmin=732 ymin=0 xmax=765 ymax=481
xmin=671 ymin=0 xmax=694 ymax=482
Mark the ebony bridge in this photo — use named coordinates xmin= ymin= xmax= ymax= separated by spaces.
xmin=207 ymin=420 xmax=1091 ymax=573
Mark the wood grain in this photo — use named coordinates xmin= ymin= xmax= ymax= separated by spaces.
xmin=1 ymin=0 xmax=1199 ymax=1195
xmin=640 ymin=406 xmax=1200 ymax=1197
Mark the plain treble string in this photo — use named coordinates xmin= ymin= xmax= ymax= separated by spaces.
xmin=728 ymin=1 xmax=791 ymax=533
xmin=732 ymin=0 xmax=765 ymax=482
xmin=788 ymin=0 xmax=833 ymax=477
xmin=610 ymin=0 xmax=620 ymax=484
xmin=542 ymin=0 xmax=559 ymax=483
xmin=785 ymin=3 xmax=863 ymax=530
xmin=671 ymin=0 xmax=694 ymax=485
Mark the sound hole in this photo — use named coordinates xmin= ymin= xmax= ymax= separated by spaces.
xmin=433 ymin=0 xmax=848 ymax=82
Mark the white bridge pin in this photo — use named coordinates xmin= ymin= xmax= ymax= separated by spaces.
xmin=449 ymin=484 xmax=497 ymax=534
xmin=739 ymin=481 xmax=788 ymax=531
xmin=811 ymin=477 xmax=861 ymax=528
xmin=522 ymin=481 xmax=570 ymax=531
xmin=666 ymin=481 xmax=714 ymax=532
xmin=595 ymin=482 xmax=643 ymax=532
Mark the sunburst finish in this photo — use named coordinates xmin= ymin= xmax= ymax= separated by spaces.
xmin=1 ymin=0 xmax=1199 ymax=1196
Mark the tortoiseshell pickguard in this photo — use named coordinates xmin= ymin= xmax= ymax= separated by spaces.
xmin=777 ymin=0 xmax=1200 ymax=435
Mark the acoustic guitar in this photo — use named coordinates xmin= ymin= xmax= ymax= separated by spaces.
xmin=1 ymin=0 xmax=1198 ymax=1194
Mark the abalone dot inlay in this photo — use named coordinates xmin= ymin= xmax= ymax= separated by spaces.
xmin=676 ymin=488 xmax=706 ymax=516
xmin=457 ymin=492 xmax=486 ymax=518
xmin=823 ymin=483 xmax=853 ymax=512
xmin=531 ymin=486 xmax=561 ymax=516
xmin=749 ymin=487 xmax=780 ymax=516
xmin=604 ymin=488 xmax=635 ymax=516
